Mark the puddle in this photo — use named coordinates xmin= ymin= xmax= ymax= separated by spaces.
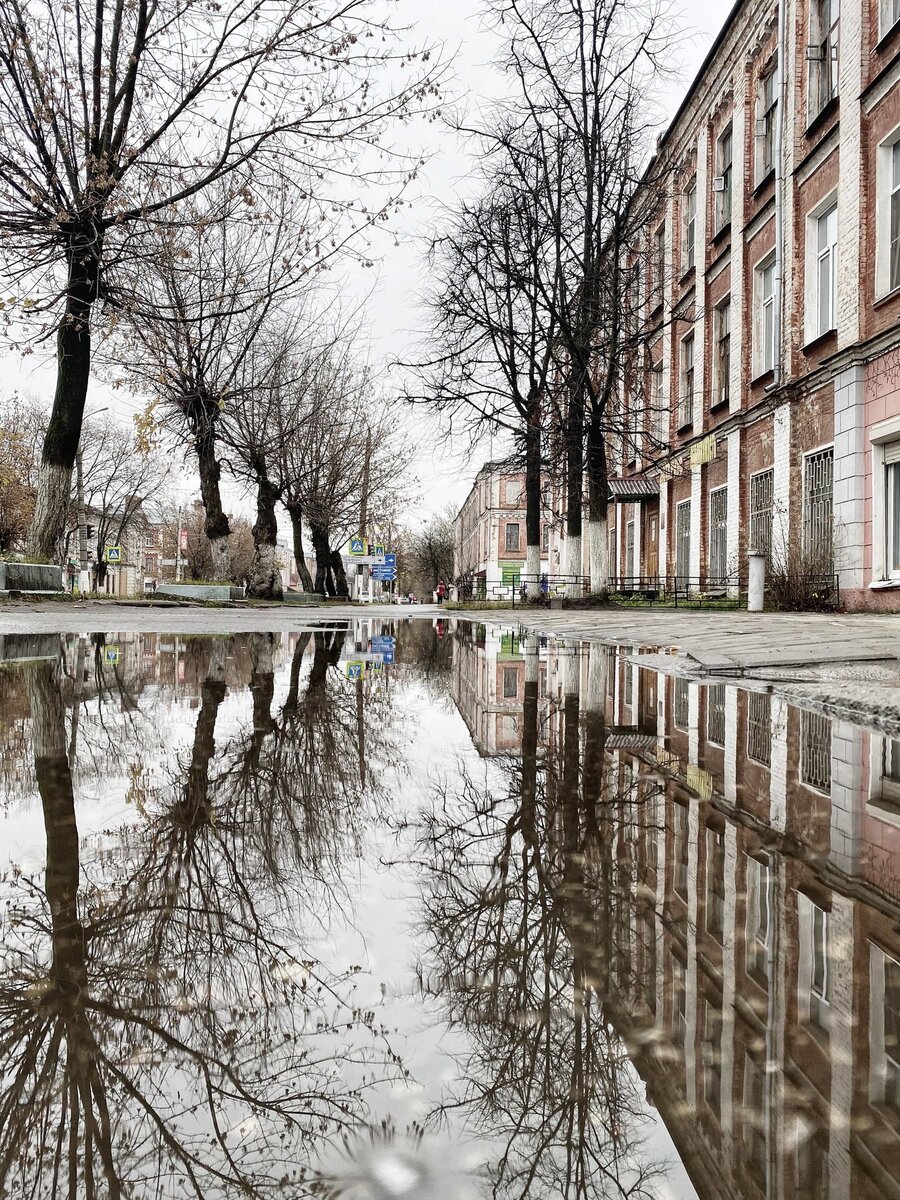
xmin=0 ymin=620 xmax=898 ymax=1197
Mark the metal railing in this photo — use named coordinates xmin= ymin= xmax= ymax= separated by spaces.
xmin=455 ymin=573 xmax=590 ymax=606
xmin=608 ymin=569 xmax=841 ymax=611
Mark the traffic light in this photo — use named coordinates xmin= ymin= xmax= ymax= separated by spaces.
xmin=86 ymin=525 xmax=95 ymax=538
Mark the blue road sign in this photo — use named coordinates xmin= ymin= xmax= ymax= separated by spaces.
xmin=384 ymin=553 xmax=397 ymax=567
xmin=372 ymin=570 xmax=396 ymax=581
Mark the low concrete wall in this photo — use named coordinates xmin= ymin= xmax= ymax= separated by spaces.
xmin=282 ymin=591 xmax=324 ymax=606
xmin=0 ymin=633 xmax=60 ymax=662
xmin=154 ymin=583 xmax=245 ymax=602
xmin=0 ymin=562 xmax=64 ymax=593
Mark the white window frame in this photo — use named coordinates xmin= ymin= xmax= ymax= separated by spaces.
xmin=881 ymin=0 xmax=900 ymax=38
xmin=869 ymin=943 xmax=900 ymax=1112
xmin=807 ymin=0 xmax=840 ymax=121
xmin=756 ymin=68 xmax=777 ymax=183
xmin=652 ymin=360 xmax=667 ymax=445
xmin=754 ymin=252 xmax=777 ymax=376
xmin=869 ymin=414 xmax=900 ymax=586
xmin=713 ymin=297 xmax=731 ymax=407
xmin=868 ymin=734 xmax=900 ymax=824
xmin=679 ymin=331 xmax=695 ymax=428
xmin=715 ymin=125 xmax=733 ymax=231
xmin=876 ymin=125 xmax=900 ymax=299
xmin=805 ymin=194 xmax=838 ymax=341
xmin=683 ymin=178 xmax=697 ymax=273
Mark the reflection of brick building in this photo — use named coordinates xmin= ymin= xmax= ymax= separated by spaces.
xmin=602 ymin=656 xmax=900 ymax=1197
xmin=609 ymin=0 xmax=900 ymax=611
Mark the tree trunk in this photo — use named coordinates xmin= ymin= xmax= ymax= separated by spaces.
xmin=193 ymin=412 xmax=231 ymax=581
xmin=524 ymin=391 xmax=542 ymax=600
xmin=565 ymin=368 xmax=585 ymax=583
xmin=286 ymin=503 xmax=315 ymax=591
xmin=28 ymin=244 xmax=100 ymax=561
xmin=247 ymin=470 xmax=282 ymax=600
xmin=586 ymin=412 xmax=610 ymax=597
xmin=310 ymin=522 xmax=334 ymax=596
xmin=330 ymin=549 xmax=349 ymax=598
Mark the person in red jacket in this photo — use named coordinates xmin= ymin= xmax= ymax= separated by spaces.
xmin=436 ymin=579 xmax=446 ymax=604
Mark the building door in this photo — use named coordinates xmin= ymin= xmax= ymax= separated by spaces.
xmin=675 ymin=501 xmax=691 ymax=589
xmin=645 ymin=507 xmax=659 ymax=579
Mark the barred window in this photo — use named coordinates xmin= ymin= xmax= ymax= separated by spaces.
xmin=675 ymin=500 xmax=691 ymax=585
xmin=708 ymin=488 xmax=728 ymax=586
xmin=803 ymin=448 xmax=834 ymax=567
xmin=749 ymin=469 xmax=774 ymax=564
xmin=673 ymin=676 xmax=690 ymax=730
xmin=747 ymin=691 xmax=772 ymax=766
xmin=800 ymin=709 xmax=832 ymax=793
xmin=707 ymin=683 xmax=726 ymax=746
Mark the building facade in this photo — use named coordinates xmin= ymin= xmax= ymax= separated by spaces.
xmin=611 ymin=0 xmax=900 ymax=610
xmin=453 ymin=460 xmax=562 ymax=593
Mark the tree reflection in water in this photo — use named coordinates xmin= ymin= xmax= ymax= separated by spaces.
xmin=415 ymin=639 xmax=667 ymax=1199
xmin=0 ymin=637 xmax=403 ymax=1199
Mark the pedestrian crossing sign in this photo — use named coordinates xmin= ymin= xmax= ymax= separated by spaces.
xmin=349 ymin=536 xmax=366 ymax=556
xmin=105 ymin=546 xmax=122 ymax=564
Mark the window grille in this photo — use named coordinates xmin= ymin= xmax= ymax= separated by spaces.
xmin=707 ymin=682 xmax=726 ymax=746
xmin=675 ymin=501 xmax=691 ymax=586
xmin=801 ymin=709 xmax=832 ymax=793
xmin=803 ymin=448 xmax=834 ymax=566
xmin=749 ymin=470 xmax=774 ymax=563
xmin=708 ymin=488 xmax=728 ymax=585
xmin=747 ymin=691 xmax=772 ymax=766
xmin=673 ymin=676 xmax=690 ymax=730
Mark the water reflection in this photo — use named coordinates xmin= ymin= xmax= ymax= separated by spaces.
xmin=0 ymin=622 xmax=898 ymax=1198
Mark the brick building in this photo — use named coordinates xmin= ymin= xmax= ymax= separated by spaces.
xmin=452 ymin=459 xmax=562 ymax=593
xmin=611 ymin=0 xmax=900 ymax=611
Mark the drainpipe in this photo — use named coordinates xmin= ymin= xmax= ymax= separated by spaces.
xmin=772 ymin=0 xmax=787 ymax=389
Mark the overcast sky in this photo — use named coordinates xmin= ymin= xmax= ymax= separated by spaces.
xmin=3 ymin=0 xmax=728 ymax=533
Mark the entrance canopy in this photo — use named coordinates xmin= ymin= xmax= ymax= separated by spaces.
xmin=608 ymin=477 xmax=660 ymax=504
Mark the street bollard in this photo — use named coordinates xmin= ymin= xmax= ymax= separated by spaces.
xmin=748 ymin=551 xmax=766 ymax=612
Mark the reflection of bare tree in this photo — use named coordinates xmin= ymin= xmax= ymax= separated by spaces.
xmin=0 ymin=652 xmax=402 ymax=1198
xmin=415 ymin=644 xmax=664 ymax=1199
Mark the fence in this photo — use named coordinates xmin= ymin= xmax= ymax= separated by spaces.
xmin=608 ymin=570 xmax=841 ymax=611
xmin=455 ymin=573 xmax=590 ymax=606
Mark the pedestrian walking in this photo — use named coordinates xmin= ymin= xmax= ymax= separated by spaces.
xmin=436 ymin=579 xmax=446 ymax=604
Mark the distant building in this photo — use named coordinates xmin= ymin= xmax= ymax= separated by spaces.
xmin=452 ymin=460 xmax=563 ymax=595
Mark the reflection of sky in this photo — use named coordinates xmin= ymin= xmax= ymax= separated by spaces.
xmin=1 ymin=628 xmax=699 ymax=1197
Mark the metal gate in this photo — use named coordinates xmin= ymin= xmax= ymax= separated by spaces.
xmin=675 ymin=501 xmax=691 ymax=587
xmin=708 ymin=488 xmax=728 ymax=585
xmin=803 ymin=449 xmax=834 ymax=566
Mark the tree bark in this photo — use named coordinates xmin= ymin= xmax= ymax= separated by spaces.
xmin=565 ymin=367 xmax=585 ymax=581
xmin=285 ymin=502 xmax=315 ymax=591
xmin=524 ymin=390 xmax=542 ymax=600
xmin=28 ymin=242 xmax=100 ymax=560
xmin=192 ymin=411 xmax=231 ymax=582
xmin=310 ymin=522 xmax=335 ymax=596
xmin=247 ymin=469 xmax=282 ymax=600
xmin=586 ymin=411 xmax=610 ymax=596
xmin=330 ymin=549 xmax=350 ymax=598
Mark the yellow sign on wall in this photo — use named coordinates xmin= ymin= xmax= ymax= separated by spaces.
xmin=689 ymin=435 xmax=717 ymax=468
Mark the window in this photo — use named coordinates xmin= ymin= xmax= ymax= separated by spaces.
xmin=503 ymin=667 xmax=519 ymax=699
xmin=706 ymin=825 xmax=725 ymax=938
xmin=707 ymin=683 xmax=726 ymax=746
xmin=679 ymin=334 xmax=694 ymax=427
xmin=675 ymin=500 xmax=691 ymax=586
xmin=882 ymin=952 xmax=900 ymax=1110
xmin=673 ymin=804 xmax=689 ymax=901
xmin=803 ymin=447 xmax=834 ymax=565
xmin=884 ymin=444 xmax=900 ymax=578
xmin=713 ymin=300 xmax=730 ymax=407
xmin=673 ymin=676 xmax=690 ymax=730
xmin=715 ymin=125 xmax=733 ymax=230
xmin=708 ymin=488 xmax=728 ymax=586
xmin=757 ymin=69 xmax=777 ymax=181
xmin=882 ymin=0 xmax=900 ymax=37
xmin=747 ymin=691 xmax=772 ymax=766
xmin=756 ymin=256 xmax=777 ymax=375
xmin=672 ymin=953 xmax=687 ymax=1045
xmin=809 ymin=201 xmax=837 ymax=338
xmin=625 ymin=519 xmax=635 ymax=578
xmin=653 ymin=224 xmax=666 ymax=306
xmin=801 ymin=709 xmax=832 ymax=793
xmin=701 ymin=999 xmax=722 ymax=1115
xmin=749 ymin=469 xmax=774 ymax=564
xmin=808 ymin=901 xmax=831 ymax=1034
xmin=541 ymin=524 xmax=550 ymax=552
xmin=809 ymin=0 xmax=839 ymax=119
xmin=745 ymin=856 xmax=771 ymax=985
xmin=886 ymin=140 xmax=900 ymax=296
xmin=683 ymin=180 xmax=696 ymax=272
xmin=652 ymin=362 xmax=667 ymax=444
xmin=505 ymin=522 xmax=521 ymax=552
xmin=505 ymin=478 xmax=523 ymax=506
xmin=627 ymin=397 xmax=641 ymax=462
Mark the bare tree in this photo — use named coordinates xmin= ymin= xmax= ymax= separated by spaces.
xmin=398 ymin=509 xmax=456 ymax=598
xmin=73 ymin=412 xmax=171 ymax=587
xmin=407 ymin=144 xmax=562 ymax=598
xmin=0 ymin=0 xmax=442 ymax=559
xmin=0 ymin=393 xmax=44 ymax=551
